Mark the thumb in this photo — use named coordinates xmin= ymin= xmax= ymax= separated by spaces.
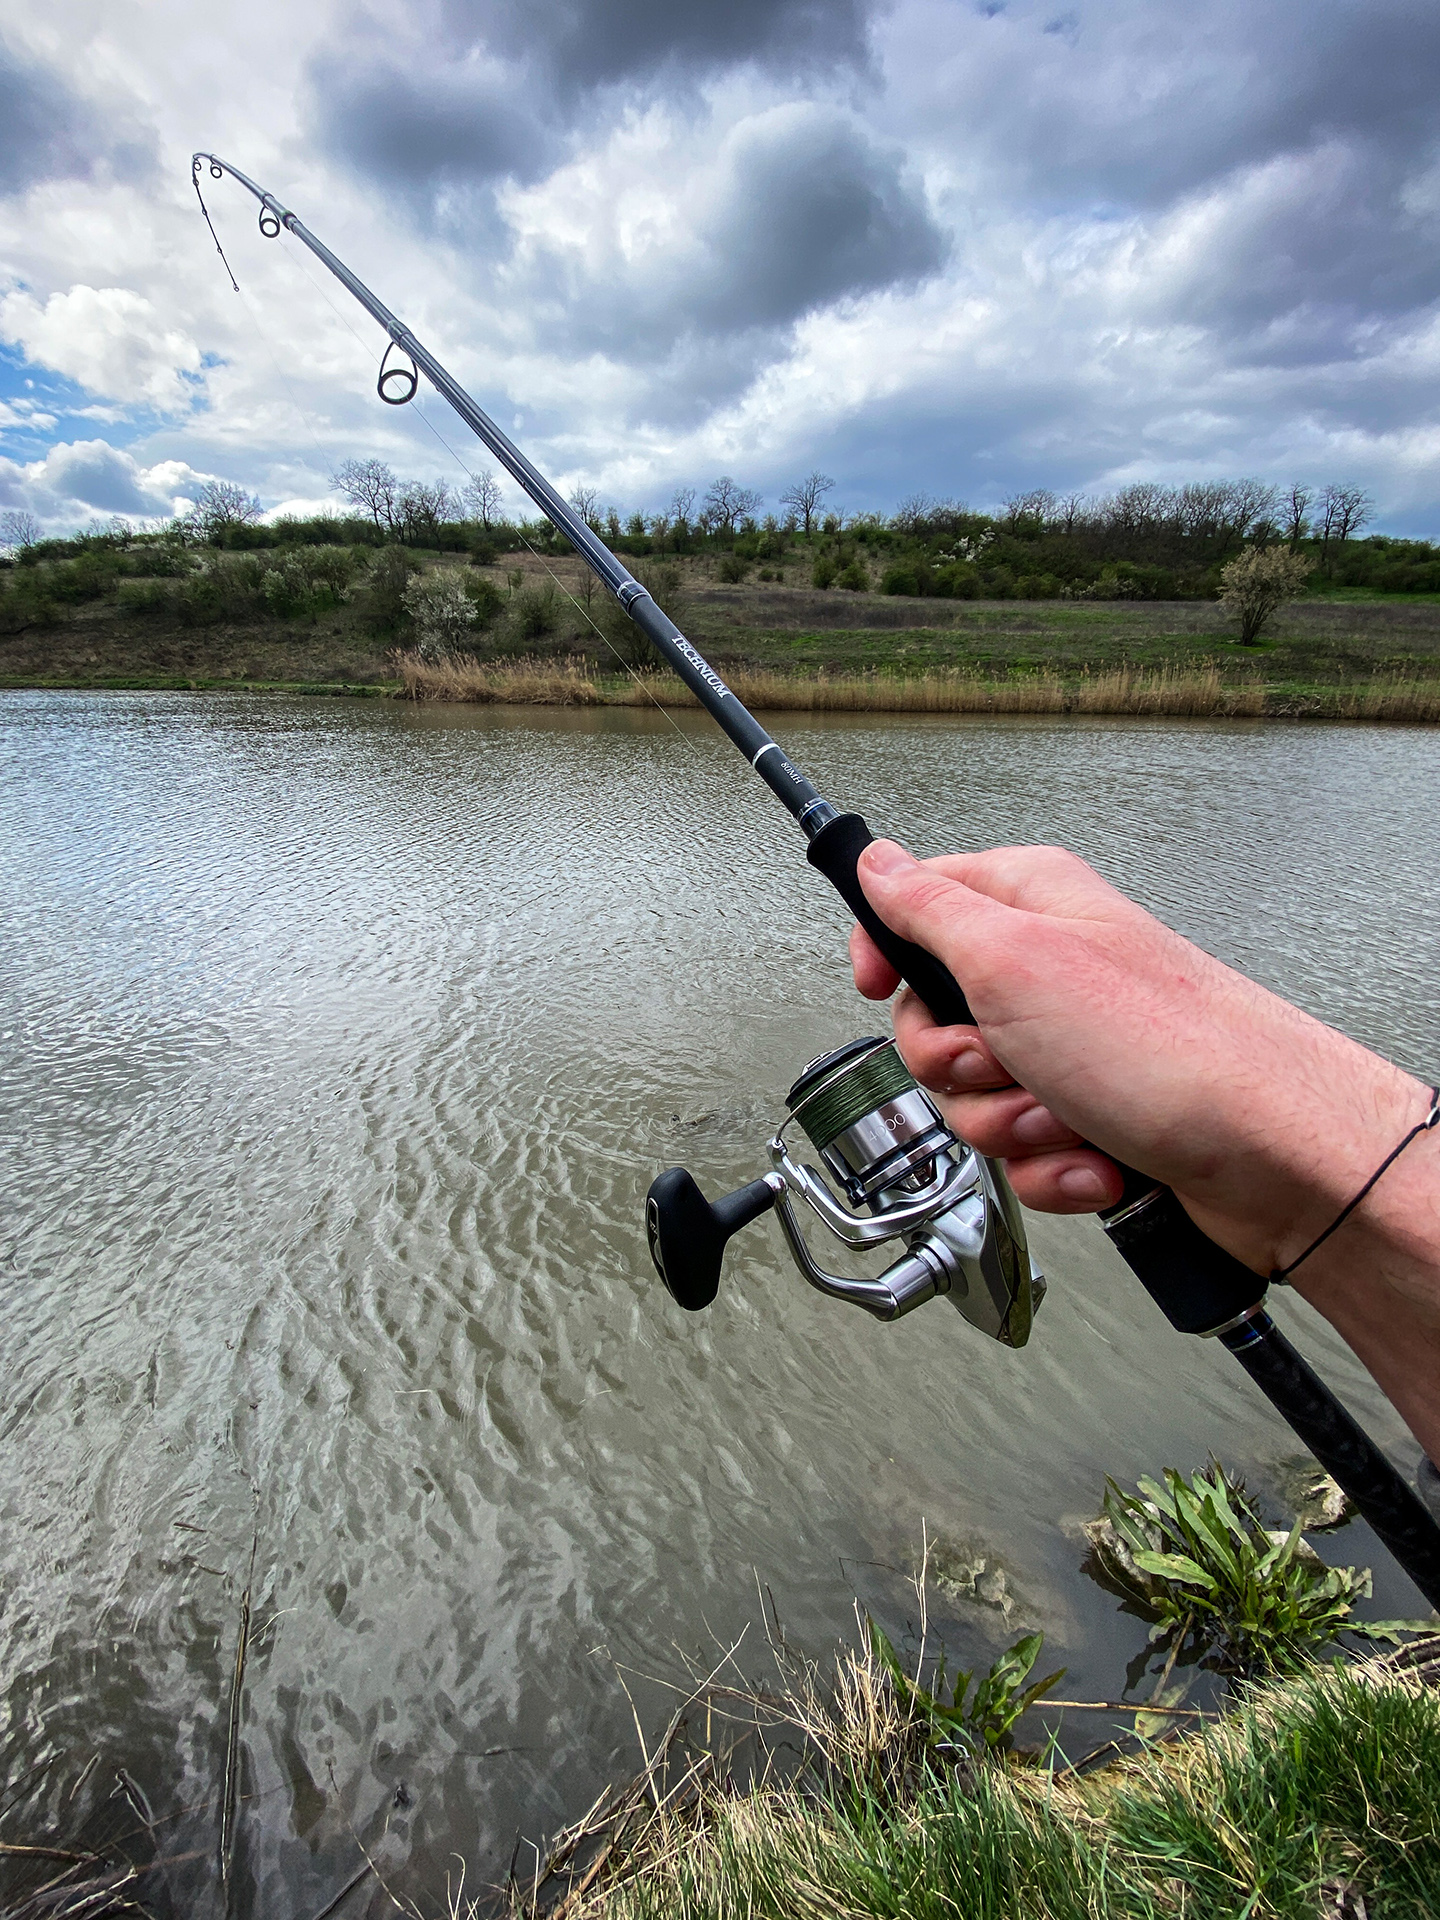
xmin=857 ymin=840 xmax=1008 ymax=978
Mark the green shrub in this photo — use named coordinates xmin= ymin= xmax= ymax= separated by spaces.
xmin=171 ymin=553 xmax=267 ymax=626
xmin=464 ymin=575 xmax=504 ymax=626
xmin=365 ymin=546 xmax=422 ymax=630
xmin=812 ymin=554 xmax=838 ymax=589
xmin=717 ymin=553 xmax=751 ymax=583
xmin=933 ymin=560 xmax=979 ymax=598
xmin=125 ymin=542 xmax=192 ymax=578
xmin=836 ymin=558 xmax=869 ymax=591
xmin=510 ymin=582 xmax=560 ymax=641
xmin=44 ymin=554 xmax=118 ymax=604
xmin=0 ymin=575 xmax=58 ymax=633
xmin=116 ymin=579 xmax=171 ymax=617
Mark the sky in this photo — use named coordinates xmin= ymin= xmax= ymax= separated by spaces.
xmin=2 ymin=0 xmax=1439 ymax=535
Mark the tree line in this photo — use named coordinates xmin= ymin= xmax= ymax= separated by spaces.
xmin=8 ymin=465 xmax=1436 ymax=601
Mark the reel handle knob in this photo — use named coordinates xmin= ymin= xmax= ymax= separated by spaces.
xmin=646 ymin=1168 xmax=779 ymax=1311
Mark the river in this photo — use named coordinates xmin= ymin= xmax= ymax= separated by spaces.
xmin=1 ymin=691 xmax=1435 ymax=1914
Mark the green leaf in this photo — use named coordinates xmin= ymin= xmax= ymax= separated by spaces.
xmin=1132 ymin=1550 xmax=1219 ymax=1592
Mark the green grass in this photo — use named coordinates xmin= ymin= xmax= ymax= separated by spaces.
xmin=555 ymin=1664 xmax=1440 ymax=1920
xmin=3 ymin=549 xmax=1440 ymax=704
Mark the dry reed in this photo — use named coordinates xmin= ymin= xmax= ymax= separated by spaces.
xmin=395 ymin=651 xmax=1440 ymax=722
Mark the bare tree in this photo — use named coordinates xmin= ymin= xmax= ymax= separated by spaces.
xmin=1317 ymin=483 xmax=1374 ymax=568
xmin=1282 ymin=485 xmax=1312 ymax=550
xmin=462 ymin=468 xmax=502 ymax=529
xmin=1218 ymin=545 xmax=1311 ymax=644
xmin=703 ymin=476 xmax=762 ymax=536
xmin=191 ymin=478 xmax=263 ymax=541
xmin=779 ymin=471 xmax=834 ymax=536
xmin=1053 ymin=492 xmax=1086 ymax=535
xmin=891 ymin=492 xmax=935 ymax=535
xmin=0 ymin=507 xmax=41 ymax=551
xmin=334 ymin=458 xmax=399 ymax=534
xmin=1175 ymin=480 xmax=1276 ymax=560
xmin=1002 ymin=488 xmax=1056 ymax=530
xmin=570 ymin=486 xmax=601 ymax=531
xmin=668 ymin=486 xmax=696 ymax=532
xmin=1101 ymin=482 xmax=1175 ymax=538
xmin=395 ymin=479 xmax=456 ymax=546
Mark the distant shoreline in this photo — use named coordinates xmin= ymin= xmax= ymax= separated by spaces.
xmin=6 ymin=659 xmax=1438 ymax=723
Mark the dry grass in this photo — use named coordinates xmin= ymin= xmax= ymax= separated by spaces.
xmin=395 ymin=652 xmax=1440 ymax=721
xmin=480 ymin=1634 xmax=1440 ymax=1920
xmin=394 ymin=651 xmax=605 ymax=705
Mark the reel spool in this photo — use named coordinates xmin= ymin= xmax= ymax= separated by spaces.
xmin=647 ymin=1037 xmax=1044 ymax=1345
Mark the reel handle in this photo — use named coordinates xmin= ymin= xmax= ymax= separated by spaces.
xmin=806 ymin=810 xmax=1265 ymax=1338
xmin=646 ymin=1168 xmax=779 ymax=1311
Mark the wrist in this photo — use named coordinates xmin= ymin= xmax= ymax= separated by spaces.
xmin=1156 ymin=985 xmax=1428 ymax=1281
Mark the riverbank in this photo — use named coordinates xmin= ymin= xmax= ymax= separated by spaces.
xmin=4 ymin=559 xmax=1440 ymax=717
xmin=513 ymin=1646 xmax=1440 ymax=1919
xmin=396 ymin=653 xmax=1440 ymax=721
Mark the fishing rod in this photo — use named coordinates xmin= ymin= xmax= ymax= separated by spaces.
xmin=192 ymin=153 xmax=1440 ymax=1610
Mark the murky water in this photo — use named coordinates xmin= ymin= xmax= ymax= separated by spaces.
xmin=1 ymin=692 xmax=1436 ymax=1914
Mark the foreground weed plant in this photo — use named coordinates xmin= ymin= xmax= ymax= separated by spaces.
xmin=1097 ymin=1463 xmax=1426 ymax=1675
xmin=868 ymin=1620 xmax=1065 ymax=1754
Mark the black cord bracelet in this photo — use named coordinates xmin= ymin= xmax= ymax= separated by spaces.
xmin=1272 ymin=1083 xmax=1440 ymax=1284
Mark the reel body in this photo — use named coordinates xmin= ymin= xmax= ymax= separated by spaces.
xmin=647 ymin=1038 xmax=1044 ymax=1347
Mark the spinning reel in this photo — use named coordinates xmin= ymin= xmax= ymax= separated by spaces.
xmin=647 ymin=1037 xmax=1045 ymax=1346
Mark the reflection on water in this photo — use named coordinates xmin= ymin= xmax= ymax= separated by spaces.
xmin=1 ymin=692 xmax=1435 ymax=1912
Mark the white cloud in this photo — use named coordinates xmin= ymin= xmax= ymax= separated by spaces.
xmin=0 ymin=0 xmax=1436 ymax=535
xmin=0 ymin=398 xmax=57 ymax=430
xmin=0 ymin=284 xmax=203 ymax=409
xmin=0 ymin=439 xmax=209 ymax=528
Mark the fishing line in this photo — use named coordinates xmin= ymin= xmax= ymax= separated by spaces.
xmin=408 ymin=394 xmax=705 ymax=753
xmin=191 ymin=172 xmax=337 ymax=472
xmin=192 ymin=168 xmax=240 ymax=293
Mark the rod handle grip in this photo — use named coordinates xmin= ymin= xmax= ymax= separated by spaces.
xmin=805 ymin=812 xmax=974 ymax=1027
xmin=1101 ymin=1183 xmax=1266 ymax=1335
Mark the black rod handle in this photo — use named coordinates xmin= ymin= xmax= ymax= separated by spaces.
xmin=806 ymin=811 xmax=974 ymax=1027
xmin=1222 ymin=1312 xmax=1440 ymax=1611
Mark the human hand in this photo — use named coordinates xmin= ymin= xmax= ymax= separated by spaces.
xmin=849 ymin=840 xmax=1425 ymax=1283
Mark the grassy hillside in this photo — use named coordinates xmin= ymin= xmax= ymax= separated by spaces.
xmin=3 ymin=542 xmax=1439 ymax=706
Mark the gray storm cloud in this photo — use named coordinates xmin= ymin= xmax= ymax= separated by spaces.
xmin=0 ymin=39 xmax=154 ymax=195
xmin=443 ymin=0 xmax=875 ymax=92
xmin=310 ymin=0 xmax=876 ymax=195
xmin=503 ymin=104 xmax=945 ymax=369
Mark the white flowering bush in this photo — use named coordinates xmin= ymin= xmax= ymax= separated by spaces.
xmin=402 ymin=571 xmax=478 ymax=661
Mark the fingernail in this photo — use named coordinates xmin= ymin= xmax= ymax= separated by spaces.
xmin=859 ymin=839 xmax=916 ymax=878
xmin=1012 ymin=1103 xmax=1066 ymax=1145
xmin=942 ymin=1046 xmax=991 ymax=1090
xmin=1058 ymin=1166 xmax=1107 ymax=1202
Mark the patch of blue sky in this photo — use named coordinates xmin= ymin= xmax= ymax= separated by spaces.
xmin=0 ymin=344 xmax=220 ymax=465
